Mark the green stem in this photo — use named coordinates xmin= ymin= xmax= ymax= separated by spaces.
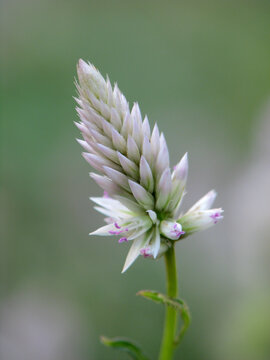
xmin=158 ymin=244 xmax=178 ymax=360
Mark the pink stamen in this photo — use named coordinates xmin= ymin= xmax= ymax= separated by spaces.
xmin=108 ymin=226 xmax=129 ymax=235
xmin=103 ymin=191 xmax=109 ymax=198
xmin=140 ymin=248 xmax=151 ymax=258
xmin=210 ymin=212 xmax=221 ymax=224
xmin=114 ymin=222 xmax=121 ymax=229
xmin=118 ymin=237 xmax=128 ymax=243
xmin=109 ymin=230 xmax=122 ymax=235
xmin=171 ymin=224 xmax=185 ymax=238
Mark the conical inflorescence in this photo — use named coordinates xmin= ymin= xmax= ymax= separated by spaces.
xmin=75 ymin=59 xmax=223 ymax=272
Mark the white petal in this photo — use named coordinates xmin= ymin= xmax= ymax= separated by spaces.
xmin=140 ymin=156 xmax=154 ymax=192
xmin=76 ymin=139 xmax=93 ymax=152
xmin=172 ymin=152 xmax=188 ymax=186
xmin=97 ymin=144 xmax=119 ymax=163
xmin=132 ymin=115 xmax=143 ymax=149
xmin=110 ymin=108 xmax=122 ymax=131
xmin=74 ymin=121 xmax=90 ymax=136
xmin=94 ymin=206 xmax=119 ymax=219
xmin=188 ymin=190 xmax=217 ymax=212
xmin=131 ymin=102 xmax=142 ymax=125
xmin=82 ymin=153 xmax=103 ymax=172
xmin=90 ymin=172 xmax=121 ymax=195
xmin=179 ymin=208 xmax=224 ymax=235
xmin=89 ymin=128 xmax=112 ymax=148
xmin=90 ymin=223 xmax=117 ymax=236
xmin=156 ymin=168 xmax=172 ymax=211
xmin=122 ymin=236 xmax=146 ymax=273
xmin=90 ymin=196 xmax=130 ymax=212
xmin=142 ymin=135 xmax=152 ymax=168
xmin=103 ymin=166 xmax=130 ymax=191
xmin=114 ymin=195 xmax=145 ymax=214
xmin=127 ymin=135 xmax=140 ymax=164
xmin=111 ymin=128 xmax=126 ymax=153
xmin=152 ymin=226 xmax=161 ymax=258
xmin=127 ymin=225 xmax=151 ymax=241
xmin=150 ymin=123 xmax=160 ymax=158
xmin=121 ymin=113 xmax=132 ymax=138
xmin=156 ymin=133 xmax=170 ymax=178
xmin=128 ymin=180 xmax=155 ymax=210
xmin=101 ymin=117 xmax=114 ymax=138
xmin=117 ymin=152 xmax=139 ymax=180
xmin=142 ymin=116 xmax=151 ymax=138
xmin=83 ymin=152 xmax=122 ymax=173
xmin=146 ymin=210 xmax=157 ymax=224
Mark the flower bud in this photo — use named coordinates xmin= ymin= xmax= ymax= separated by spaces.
xmin=160 ymin=220 xmax=185 ymax=240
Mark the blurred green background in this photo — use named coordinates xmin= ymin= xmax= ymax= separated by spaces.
xmin=1 ymin=0 xmax=270 ymax=359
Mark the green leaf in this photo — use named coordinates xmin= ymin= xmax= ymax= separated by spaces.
xmin=100 ymin=336 xmax=150 ymax=360
xmin=137 ymin=290 xmax=191 ymax=346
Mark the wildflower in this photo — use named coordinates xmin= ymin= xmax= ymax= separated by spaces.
xmin=75 ymin=59 xmax=223 ymax=272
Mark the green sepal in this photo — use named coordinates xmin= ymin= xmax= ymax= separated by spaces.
xmin=137 ymin=290 xmax=191 ymax=346
xmin=100 ymin=336 xmax=150 ymax=360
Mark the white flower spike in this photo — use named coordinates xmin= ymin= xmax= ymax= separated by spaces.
xmin=75 ymin=59 xmax=223 ymax=272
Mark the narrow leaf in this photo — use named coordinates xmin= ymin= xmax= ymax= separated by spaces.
xmin=100 ymin=336 xmax=149 ymax=360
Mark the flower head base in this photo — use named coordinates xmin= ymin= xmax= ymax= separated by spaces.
xmin=75 ymin=59 xmax=223 ymax=272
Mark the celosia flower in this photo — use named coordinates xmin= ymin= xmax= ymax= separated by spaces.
xmin=75 ymin=59 xmax=223 ymax=272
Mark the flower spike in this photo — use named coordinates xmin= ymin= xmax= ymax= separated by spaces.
xmin=75 ymin=59 xmax=223 ymax=271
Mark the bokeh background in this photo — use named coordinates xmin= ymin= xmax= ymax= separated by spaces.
xmin=1 ymin=0 xmax=270 ymax=359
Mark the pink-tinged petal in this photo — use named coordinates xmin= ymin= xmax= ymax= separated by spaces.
xmin=142 ymin=135 xmax=152 ymax=168
xmin=117 ymin=152 xmax=139 ymax=180
xmin=188 ymin=190 xmax=217 ymax=212
xmin=142 ymin=116 xmax=151 ymax=138
xmin=90 ymin=223 xmax=118 ymax=236
xmin=76 ymin=139 xmax=93 ymax=152
xmin=178 ymin=208 xmax=224 ymax=235
xmin=110 ymin=108 xmax=122 ymax=131
xmin=156 ymin=168 xmax=172 ymax=211
xmin=121 ymin=113 xmax=132 ymax=138
xmin=114 ymin=195 xmax=145 ymax=214
xmin=106 ymin=76 xmax=114 ymax=107
xmin=156 ymin=133 xmax=170 ymax=178
xmin=172 ymin=152 xmax=188 ymax=186
xmin=128 ymin=180 xmax=155 ymax=210
xmin=131 ymin=114 xmax=143 ymax=149
xmin=150 ymin=123 xmax=160 ymax=158
xmin=89 ymin=128 xmax=112 ymax=148
xmin=127 ymin=135 xmax=140 ymax=164
xmin=121 ymin=236 xmax=146 ymax=273
xmin=100 ymin=117 xmax=114 ymax=138
xmin=74 ymin=121 xmax=90 ymax=136
xmin=111 ymin=128 xmax=126 ymax=153
xmin=131 ymin=102 xmax=143 ymax=125
xmin=103 ymin=166 xmax=130 ymax=191
xmin=90 ymin=172 xmax=122 ymax=196
xmin=83 ymin=152 xmax=122 ymax=173
xmin=140 ymin=156 xmax=154 ymax=193
xmin=96 ymin=143 xmax=119 ymax=163
xmin=82 ymin=153 xmax=104 ymax=172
